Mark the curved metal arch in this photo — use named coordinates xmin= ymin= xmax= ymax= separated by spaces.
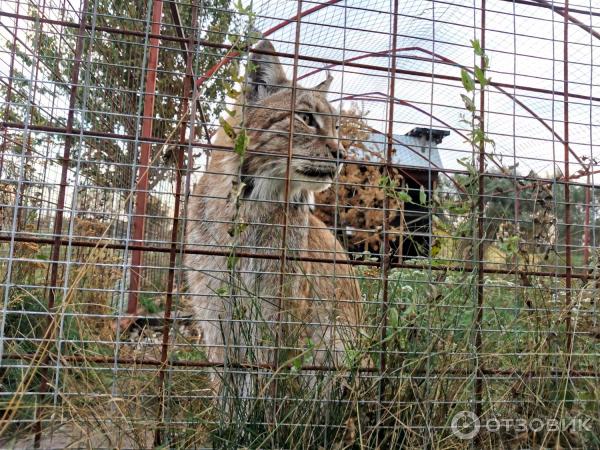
xmin=196 ymin=0 xmax=598 ymax=89
xmin=195 ymin=0 xmax=343 ymax=87
xmin=509 ymin=0 xmax=600 ymax=41
xmin=300 ymin=46 xmax=587 ymax=170
xmin=191 ymin=0 xmax=593 ymax=172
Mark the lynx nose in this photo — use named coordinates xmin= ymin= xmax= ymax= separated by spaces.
xmin=326 ymin=139 xmax=346 ymax=160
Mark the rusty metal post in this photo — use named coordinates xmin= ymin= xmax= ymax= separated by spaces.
xmin=153 ymin=2 xmax=198 ymax=446
xmin=127 ymin=0 xmax=164 ymax=317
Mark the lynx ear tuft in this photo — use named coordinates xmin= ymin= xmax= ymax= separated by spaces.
xmin=314 ymin=72 xmax=333 ymax=93
xmin=245 ymin=40 xmax=289 ymax=103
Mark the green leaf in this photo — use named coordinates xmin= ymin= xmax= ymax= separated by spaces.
xmin=246 ymin=61 xmax=258 ymax=75
xmin=460 ymin=94 xmax=476 ymax=112
xmin=233 ymin=72 xmax=245 ymax=84
xmin=291 ymin=356 xmax=302 ymax=372
xmin=474 ymin=66 xmax=487 ymax=87
xmin=305 ymin=337 xmax=315 ymax=350
xmin=483 ymin=55 xmax=490 ymax=70
xmin=419 ymin=185 xmax=427 ymax=205
xmin=378 ymin=175 xmax=391 ymax=188
xmin=215 ymin=287 xmax=228 ymax=297
xmin=472 ymin=128 xmax=486 ymax=146
xmin=227 ymin=88 xmax=240 ymax=99
xmin=229 ymin=61 xmax=239 ymax=78
xmin=397 ymin=191 xmax=411 ymax=203
xmin=234 ymin=129 xmax=249 ymax=156
xmin=237 ymin=221 xmax=248 ymax=234
xmin=460 ymin=69 xmax=475 ymax=92
xmin=433 ymin=216 xmax=450 ymax=233
xmin=388 ymin=307 xmax=399 ymax=329
xmin=471 ymin=39 xmax=483 ymax=56
xmin=219 ymin=117 xmax=236 ymax=139
xmin=226 ymin=254 xmax=238 ymax=270
xmin=448 ymin=203 xmax=471 ymax=214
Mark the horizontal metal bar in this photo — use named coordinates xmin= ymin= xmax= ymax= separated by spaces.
xmin=3 ymin=353 xmax=599 ymax=378
xmin=0 ymin=233 xmax=592 ymax=280
xmin=1 ymin=10 xmax=599 ymax=103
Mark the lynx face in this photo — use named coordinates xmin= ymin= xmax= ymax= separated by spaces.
xmin=240 ymin=40 xmax=345 ymax=201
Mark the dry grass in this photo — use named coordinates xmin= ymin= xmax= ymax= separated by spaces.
xmin=2 ymin=249 xmax=598 ymax=448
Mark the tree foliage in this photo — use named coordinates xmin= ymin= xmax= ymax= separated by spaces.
xmin=2 ymin=0 xmax=238 ymax=194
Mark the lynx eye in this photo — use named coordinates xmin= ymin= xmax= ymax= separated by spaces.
xmin=297 ymin=112 xmax=317 ymax=128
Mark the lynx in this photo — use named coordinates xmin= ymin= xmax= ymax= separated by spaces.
xmin=185 ymin=39 xmax=362 ymax=380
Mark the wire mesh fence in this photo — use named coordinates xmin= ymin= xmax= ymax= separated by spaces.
xmin=1 ymin=0 xmax=599 ymax=448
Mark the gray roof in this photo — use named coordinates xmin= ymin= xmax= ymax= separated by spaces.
xmin=360 ymin=131 xmax=444 ymax=171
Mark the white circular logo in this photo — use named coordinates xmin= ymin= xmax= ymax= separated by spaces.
xmin=451 ymin=411 xmax=480 ymax=440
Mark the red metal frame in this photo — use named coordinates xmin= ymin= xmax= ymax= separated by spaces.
xmin=475 ymin=0 xmax=487 ymax=421
xmin=127 ymin=0 xmax=164 ymax=318
xmin=153 ymin=2 xmax=199 ymax=446
xmin=0 ymin=233 xmax=591 ymax=280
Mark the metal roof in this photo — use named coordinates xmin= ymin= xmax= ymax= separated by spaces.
xmin=360 ymin=130 xmax=445 ymax=171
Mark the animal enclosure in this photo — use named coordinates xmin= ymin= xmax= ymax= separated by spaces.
xmin=1 ymin=0 xmax=599 ymax=448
